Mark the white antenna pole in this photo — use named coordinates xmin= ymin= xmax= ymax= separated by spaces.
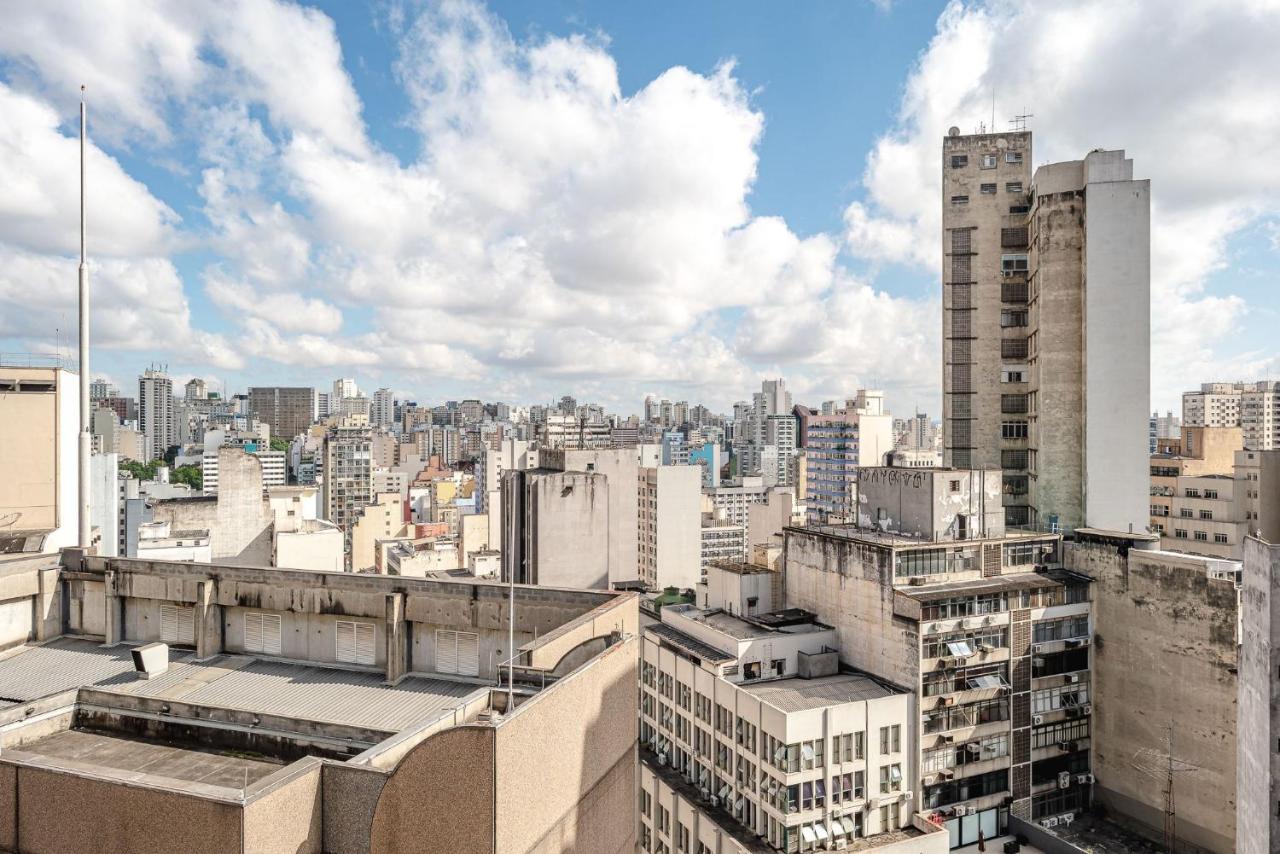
xmin=77 ymin=86 xmax=93 ymax=550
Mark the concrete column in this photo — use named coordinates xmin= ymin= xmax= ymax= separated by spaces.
xmin=35 ymin=567 xmax=60 ymax=641
xmin=103 ymin=568 xmax=124 ymax=646
xmin=195 ymin=578 xmax=222 ymax=659
xmin=385 ymin=592 xmax=406 ymax=684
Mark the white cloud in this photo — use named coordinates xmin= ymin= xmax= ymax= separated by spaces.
xmin=843 ymin=0 xmax=1280 ymax=409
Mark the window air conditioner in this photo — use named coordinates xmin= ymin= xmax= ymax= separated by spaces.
xmin=1031 ymin=643 xmax=1044 ymax=654
xmin=1076 ymin=774 xmax=1090 ymax=785
xmin=1067 ymin=674 xmax=1080 ymax=684
xmin=710 ymin=796 xmax=720 ymax=808
xmin=953 ymin=806 xmax=968 ymax=816
xmin=1032 ymin=715 xmax=1044 ymax=725
xmin=1058 ymin=771 xmax=1072 ymax=789
xmin=1083 ymin=773 xmax=1096 ymax=784
xmin=899 ymin=791 xmax=913 ymax=802
xmin=1082 ymin=704 xmax=1092 ymax=715
xmin=1042 ymin=816 xmax=1060 ymax=828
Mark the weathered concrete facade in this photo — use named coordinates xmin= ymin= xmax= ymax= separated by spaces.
xmin=1065 ymin=532 xmax=1236 ymax=852
xmin=1238 ymin=536 xmax=1280 ymax=854
xmin=854 ymin=467 xmax=1003 ymax=541
xmin=501 ymin=468 xmax=610 ymax=590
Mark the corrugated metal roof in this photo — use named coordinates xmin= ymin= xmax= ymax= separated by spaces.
xmin=0 ymin=638 xmax=484 ymax=731
xmin=0 ymin=637 xmax=192 ymax=701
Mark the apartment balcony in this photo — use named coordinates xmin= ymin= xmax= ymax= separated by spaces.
xmin=1030 ymin=635 xmax=1090 ymax=657
xmin=921 ymin=614 xmax=1010 ymax=636
xmin=923 ymin=720 xmax=1009 ymax=747
xmin=1032 ymin=737 xmax=1091 ymax=764
xmin=923 ymin=755 xmax=1011 ymax=789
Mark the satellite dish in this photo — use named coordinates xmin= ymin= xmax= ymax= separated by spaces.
xmin=948 ymin=126 xmax=960 ymax=137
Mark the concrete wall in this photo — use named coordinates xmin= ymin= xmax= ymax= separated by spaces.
xmin=564 ymin=448 xmax=640 ymax=586
xmin=1083 ymin=157 xmax=1150 ymax=533
xmin=782 ymin=529 xmax=919 ymax=687
xmin=855 ymin=467 xmax=1002 ymax=540
xmin=502 ymin=469 xmax=610 ymax=590
xmin=1066 ymin=540 xmax=1236 ymax=852
xmin=241 ymin=758 xmax=323 ymax=854
xmin=274 ymin=526 xmax=344 ymax=572
xmin=494 ymin=635 xmax=638 ymax=854
xmin=1237 ymin=536 xmax=1280 ymax=854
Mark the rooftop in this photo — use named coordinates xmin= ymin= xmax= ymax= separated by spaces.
xmin=644 ymin=621 xmax=735 ymax=665
xmin=706 ymin=560 xmax=773 ymax=576
xmin=790 ymin=522 xmax=1055 ymax=548
xmin=900 ymin=569 xmax=1092 ymax=601
xmin=0 ymin=637 xmax=485 ymax=733
xmin=668 ymin=605 xmax=829 ymax=641
xmin=738 ymin=671 xmax=900 ymax=712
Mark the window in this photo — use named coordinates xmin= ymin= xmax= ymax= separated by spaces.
xmin=1194 ymin=531 xmax=1208 ymax=542
xmin=1205 ymin=489 xmax=1219 ymax=499
xmin=1175 ymin=529 xmax=1188 ymax=539
xmin=1180 ymin=508 xmax=1194 ymax=518
xmin=879 ymin=763 xmax=903 ymax=793
xmin=1200 ymin=509 xmax=1213 ymax=520
xmin=1002 ymin=449 xmax=1030 ymax=469
xmin=677 ymin=823 xmax=689 ymax=852
xmin=1001 ymin=367 xmax=1025 ymax=383
xmin=1006 ymin=151 xmax=1023 ymax=163
xmin=982 ymin=154 xmax=997 ymax=168
xmin=880 ymin=801 xmax=901 ymax=830
xmin=1001 ymin=394 xmax=1029 ymax=414
xmin=951 ymin=154 xmax=968 ymax=168
xmin=336 ymin=620 xmax=377 ymax=665
xmin=1001 ymin=254 xmax=1029 ymax=273
xmin=1002 ymin=421 xmax=1029 ymax=439
xmin=1001 ymin=310 xmax=1028 ymax=328
xmin=1002 ymin=338 xmax=1029 ymax=359
xmin=980 ymin=183 xmax=997 ymax=194
xmin=951 ymin=195 xmax=969 ymax=206
xmin=1215 ymin=533 xmax=1229 ymax=544
xmin=160 ymin=604 xmax=196 ymax=645
xmin=1184 ymin=488 xmax=1200 ymax=498
xmin=243 ymin=612 xmax=282 ymax=655
xmin=1006 ymin=181 xmax=1024 ymax=193
xmin=950 ymin=479 xmax=961 ymax=493
xmin=879 ymin=725 xmax=901 ymax=754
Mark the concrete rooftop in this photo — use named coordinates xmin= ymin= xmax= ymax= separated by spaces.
xmin=0 ymin=637 xmax=486 ymax=732
xmin=738 ymin=672 xmax=900 ymax=712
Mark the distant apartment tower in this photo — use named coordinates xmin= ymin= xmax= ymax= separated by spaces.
xmin=804 ymin=391 xmax=895 ymax=523
xmin=637 ymin=465 xmax=702 ymax=591
xmin=248 ymin=386 xmax=316 ymax=442
xmin=138 ymin=368 xmax=174 ymax=462
xmin=333 ymin=377 xmax=358 ymax=401
xmin=322 ymin=427 xmax=374 ymax=532
xmin=184 ymin=377 xmax=207 ymax=401
xmin=370 ymin=388 xmax=395 ymax=429
xmin=941 ymin=129 xmax=1149 ymax=532
xmin=500 ymin=467 xmax=610 ymax=589
xmin=1149 ymin=410 xmax=1180 ymax=455
xmin=1183 ymin=381 xmax=1280 ymax=450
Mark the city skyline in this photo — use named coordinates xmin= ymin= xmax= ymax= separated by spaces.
xmin=1 ymin=0 xmax=1277 ymax=415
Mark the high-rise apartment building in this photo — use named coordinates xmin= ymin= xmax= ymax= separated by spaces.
xmin=637 ymin=464 xmax=702 ymax=591
xmin=248 ymin=386 xmax=316 ymax=442
xmin=184 ymin=377 xmax=207 ymax=401
xmin=332 ymin=377 xmax=358 ymax=401
xmin=322 ymin=426 xmax=374 ymax=533
xmin=1182 ymin=381 xmax=1280 ymax=450
xmin=138 ymin=368 xmax=174 ymax=462
xmin=941 ymin=130 xmax=1149 ymax=533
xmin=89 ymin=378 xmax=116 ymax=400
xmin=370 ymin=388 xmax=395 ymax=429
xmin=0 ymin=365 xmax=79 ymax=553
xmin=804 ymin=391 xmax=895 ymax=523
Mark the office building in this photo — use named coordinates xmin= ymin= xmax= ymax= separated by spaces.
xmin=0 ymin=551 xmax=637 ymax=854
xmin=638 ymin=603 xmax=946 ymax=852
xmin=138 ymin=368 xmax=175 ymax=462
xmin=1182 ymin=381 xmax=1280 ymax=450
xmin=942 ymin=130 xmax=1149 ymax=533
xmin=248 ymin=386 xmax=316 ymax=442
xmin=700 ymin=513 xmax=747 ymax=571
xmin=784 ymin=469 xmax=1093 ymax=842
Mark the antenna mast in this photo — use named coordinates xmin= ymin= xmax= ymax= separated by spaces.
xmin=77 ymin=86 xmax=92 ymax=550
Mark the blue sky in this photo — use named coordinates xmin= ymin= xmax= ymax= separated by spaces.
xmin=0 ymin=0 xmax=1277 ymax=416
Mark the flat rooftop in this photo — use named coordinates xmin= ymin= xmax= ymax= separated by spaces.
xmin=644 ymin=622 xmax=734 ymax=665
xmin=671 ymin=607 xmax=829 ymax=641
xmin=791 ymin=523 xmax=1055 ymax=547
xmin=0 ymin=637 xmax=484 ymax=732
xmin=12 ymin=729 xmax=282 ymax=793
xmin=900 ymin=569 xmax=1092 ymax=601
xmin=739 ymin=672 xmax=900 ymax=712
xmin=706 ymin=560 xmax=773 ymax=576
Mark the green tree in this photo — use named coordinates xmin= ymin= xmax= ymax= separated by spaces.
xmin=269 ymin=437 xmax=290 ymax=453
xmin=120 ymin=460 xmax=160 ymax=481
xmin=171 ymin=465 xmax=203 ymax=491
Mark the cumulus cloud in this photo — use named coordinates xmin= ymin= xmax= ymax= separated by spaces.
xmin=2 ymin=0 xmax=1276 ymax=413
xmin=842 ymin=0 xmax=1280 ymax=409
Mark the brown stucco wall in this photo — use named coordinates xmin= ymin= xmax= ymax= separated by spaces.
xmin=369 ymin=726 xmax=495 ymax=854
xmin=8 ymin=764 xmax=243 ymax=853
xmin=321 ymin=764 xmax=386 ymax=854
xmin=494 ymin=635 xmax=637 ymax=854
xmin=242 ymin=759 xmax=322 ymax=854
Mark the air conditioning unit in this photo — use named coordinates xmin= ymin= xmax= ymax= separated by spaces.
xmin=1032 ymin=714 xmax=1045 ymax=725
xmin=710 ymin=796 xmax=720 ymax=808
xmin=1082 ymin=704 xmax=1092 ymax=715
xmin=899 ymin=790 xmax=913 ymax=802
xmin=1058 ymin=771 xmax=1072 ymax=789
xmin=909 ymin=576 xmax=928 ymax=586
xmin=1076 ymin=774 xmax=1090 ymax=785
xmin=657 ymin=753 xmax=668 ymax=766
xmin=1031 ymin=643 xmax=1044 ymax=654
xmin=982 ymin=615 xmax=993 ymax=625
xmin=929 ymin=622 xmax=942 ymax=632
xmin=977 ymin=643 xmax=992 ymax=653
xmin=953 ymin=806 xmax=969 ymax=816
xmin=966 ymin=742 xmax=982 ymax=754
xmin=1042 ymin=816 xmax=1060 ymax=828
xmin=834 ymin=839 xmax=848 ymax=850
xmin=1067 ymin=674 xmax=1080 ymax=684
xmin=1057 ymin=741 xmax=1071 ymax=752
xmin=700 ymin=788 xmax=710 ymax=800
xmin=867 ymin=797 xmax=881 ymax=810
xmin=1083 ymin=773 xmax=1096 ymax=784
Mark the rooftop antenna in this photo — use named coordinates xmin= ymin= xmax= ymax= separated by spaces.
xmin=1130 ymin=723 xmax=1200 ymax=852
xmin=1010 ymin=112 xmax=1034 ymax=132
xmin=991 ymin=90 xmax=996 ymax=135
xmin=77 ymin=85 xmax=92 ymax=550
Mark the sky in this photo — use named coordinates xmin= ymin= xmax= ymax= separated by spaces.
xmin=1 ymin=0 xmax=1278 ymax=418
